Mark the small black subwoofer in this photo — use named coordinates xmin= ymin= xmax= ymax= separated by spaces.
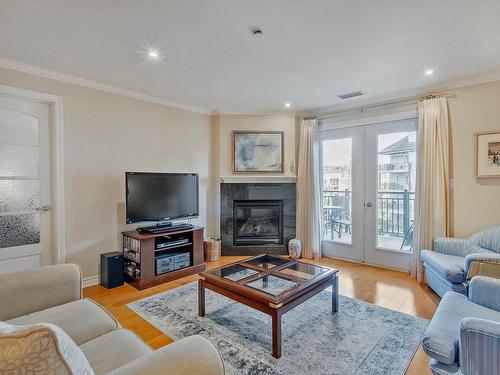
xmin=100 ymin=252 xmax=124 ymax=289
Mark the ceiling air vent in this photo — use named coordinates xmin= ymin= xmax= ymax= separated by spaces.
xmin=338 ymin=91 xmax=364 ymax=100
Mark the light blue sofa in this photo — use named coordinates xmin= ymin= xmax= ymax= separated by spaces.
xmin=421 ymin=276 xmax=500 ymax=375
xmin=421 ymin=225 xmax=500 ymax=296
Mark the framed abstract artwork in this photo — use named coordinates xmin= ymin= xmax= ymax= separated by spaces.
xmin=476 ymin=131 xmax=500 ymax=177
xmin=233 ymin=131 xmax=284 ymax=173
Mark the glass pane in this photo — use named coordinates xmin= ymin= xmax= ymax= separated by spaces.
xmin=235 ymin=206 xmax=280 ymax=237
xmin=322 ymin=138 xmax=352 ymax=244
xmin=280 ymin=262 xmax=329 ymax=280
xmin=0 ymin=214 xmax=40 ymax=248
xmin=0 ymin=108 xmax=39 ymax=145
xmin=0 ymin=180 xmax=39 ymax=213
xmin=0 ymin=144 xmax=39 ymax=177
xmin=245 ymin=274 xmax=297 ymax=296
xmin=211 ymin=264 xmax=259 ymax=281
xmin=377 ymin=131 xmax=416 ymax=251
xmin=246 ymin=254 xmax=289 ymax=269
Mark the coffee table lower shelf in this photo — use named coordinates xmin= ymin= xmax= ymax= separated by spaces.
xmin=198 ymin=273 xmax=339 ymax=358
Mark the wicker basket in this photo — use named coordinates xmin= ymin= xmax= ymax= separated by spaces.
xmin=204 ymin=238 xmax=221 ymax=262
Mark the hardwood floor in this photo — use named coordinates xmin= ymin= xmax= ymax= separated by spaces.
xmin=84 ymin=256 xmax=439 ymax=374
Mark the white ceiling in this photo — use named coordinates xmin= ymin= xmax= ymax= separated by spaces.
xmin=1 ymin=0 xmax=500 ymax=114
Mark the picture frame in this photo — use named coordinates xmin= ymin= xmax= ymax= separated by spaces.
xmin=233 ymin=131 xmax=284 ymax=173
xmin=475 ymin=131 xmax=500 ymax=177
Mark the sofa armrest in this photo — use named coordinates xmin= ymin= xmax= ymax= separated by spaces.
xmin=459 ymin=317 xmax=500 ymax=375
xmin=434 ymin=237 xmax=474 ymax=257
xmin=0 ymin=264 xmax=82 ymax=321
xmin=107 ymin=335 xmax=224 ymax=375
xmin=468 ymin=276 xmax=500 ymax=311
xmin=464 ymin=253 xmax=500 ymax=275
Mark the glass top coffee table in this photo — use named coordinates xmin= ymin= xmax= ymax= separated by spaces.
xmin=198 ymin=254 xmax=339 ymax=358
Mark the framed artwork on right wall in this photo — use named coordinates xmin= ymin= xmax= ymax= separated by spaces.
xmin=476 ymin=131 xmax=500 ymax=177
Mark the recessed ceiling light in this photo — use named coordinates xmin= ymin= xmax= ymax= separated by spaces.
xmin=148 ymin=50 xmax=159 ymax=58
xmin=284 ymin=102 xmax=291 ymax=108
xmin=424 ymin=69 xmax=434 ymax=76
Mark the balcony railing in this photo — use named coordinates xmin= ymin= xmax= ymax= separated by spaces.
xmin=323 ymin=189 xmax=415 ymax=238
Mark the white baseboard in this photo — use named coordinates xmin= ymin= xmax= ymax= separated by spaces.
xmin=83 ymin=275 xmax=100 ymax=288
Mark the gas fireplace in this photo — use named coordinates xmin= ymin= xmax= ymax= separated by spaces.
xmin=233 ymin=200 xmax=284 ymax=246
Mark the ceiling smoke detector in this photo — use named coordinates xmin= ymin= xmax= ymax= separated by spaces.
xmin=252 ymin=28 xmax=264 ymax=36
xmin=338 ymin=91 xmax=364 ymax=100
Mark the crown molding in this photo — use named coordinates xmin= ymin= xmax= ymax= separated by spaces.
xmin=214 ymin=110 xmax=297 ymax=116
xmin=0 ymin=57 xmax=215 ymax=115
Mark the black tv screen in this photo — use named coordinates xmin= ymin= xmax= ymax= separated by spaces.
xmin=126 ymin=172 xmax=199 ymax=224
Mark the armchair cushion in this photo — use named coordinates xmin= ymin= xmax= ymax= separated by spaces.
xmin=0 ymin=321 xmax=95 ymax=375
xmin=459 ymin=317 xmax=500 ymax=375
xmin=421 ymin=291 xmax=500 ymax=365
xmin=464 ymin=251 xmax=500 ymax=275
xmin=468 ymin=276 xmax=500 ymax=312
xmin=7 ymin=299 xmax=119 ymax=345
xmin=469 ymin=225 xmax=500 ymax=253
xmin=421 ymin=250 xmax=466 ymax=283
xmin=434 ymin=237 xmax=474 ymax=257
xmin=107 ymin=335 xmax=225 ymax=375
xmin=80 ymin=329 xmax=152 ymax=375
xmin=0 ymin=264 xmax=82 ymax=321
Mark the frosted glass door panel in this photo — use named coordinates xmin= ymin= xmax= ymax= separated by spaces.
xmin=0 ymin=106 xmax=41 ymax=249
xmin=0 ymin=214 xmax=40 ymax=248
xmin=0 ymin=180 xmax=39 ymax=212
xmin=0 ymin=108 xmax=39 ymax=144
xmin=0 ymin=144 xmax=39 ymax=177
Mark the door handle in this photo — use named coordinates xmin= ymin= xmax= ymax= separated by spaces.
xmin=366 ymin=202 xmax=372 ymax=207
xmin=35 ymin=205 xmax=52 ymax=212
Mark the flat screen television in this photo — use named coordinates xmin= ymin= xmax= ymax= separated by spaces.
xmin=126 ymin=172 xmax=199 ymax=224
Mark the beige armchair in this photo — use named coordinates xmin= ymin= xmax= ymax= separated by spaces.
xmin=0 ymin=264 xmax=225 ymax=375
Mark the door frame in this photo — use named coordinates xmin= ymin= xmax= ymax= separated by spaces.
xmin=0 ymin=84 xmax=65 ymax=265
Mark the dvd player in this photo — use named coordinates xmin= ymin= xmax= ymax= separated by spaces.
xmin=156 ymin=238 xmax=190 ymax=249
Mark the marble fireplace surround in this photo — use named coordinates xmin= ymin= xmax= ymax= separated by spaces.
xmin=220 ymin=182 xmax=296 ymax=256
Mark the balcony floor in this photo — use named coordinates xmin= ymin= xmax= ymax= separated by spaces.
xmin=322 ymin=230 xmax=411 ymax=251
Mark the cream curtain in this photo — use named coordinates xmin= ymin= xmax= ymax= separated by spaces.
xmin=412 ymin=96 xmax=450 ymax=282
xmin=296 ymin=118 xmax=321 ymax=259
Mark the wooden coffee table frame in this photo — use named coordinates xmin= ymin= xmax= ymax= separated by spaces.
xmin=198 ymin=256 xmax=339 ymax=358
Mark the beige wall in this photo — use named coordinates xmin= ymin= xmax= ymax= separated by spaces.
xmin=448 ymin=80 xmax=500 ymax=237
xmin=217 ymin=114 xmax=298 ymax=177
xmin=0 ymin=67 xmax=213 ymax=278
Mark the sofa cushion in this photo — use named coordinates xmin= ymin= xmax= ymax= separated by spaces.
xmin=80 ymin=329 xmax=152 ymax=375
xmin=0 ymin=321 xmax=95 ymax=375
xmin=421 ymin=250 xmax=465 ymax=283
xmin=7 ymin=298 xmax=119 ymax=345
xmin=424 ymin=264 xmax=467 ymax=297
xmin=422 ymin=291 xmax=500 ymax=365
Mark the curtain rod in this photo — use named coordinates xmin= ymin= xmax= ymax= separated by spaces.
xmin=316 ymin=91 xmax=456 ymax=120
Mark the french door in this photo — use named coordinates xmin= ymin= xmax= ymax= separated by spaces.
xmin=0 ymin=95 xmax=52 ymax=274
xmin=319 ymin=119 xmax=417 ymax=271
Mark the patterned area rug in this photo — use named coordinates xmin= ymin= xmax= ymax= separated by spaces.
xmin=128 ymin=283 xmax=428 ymax=375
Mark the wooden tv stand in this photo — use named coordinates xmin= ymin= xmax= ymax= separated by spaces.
xmin=121 ymin=226 xmax=206 ymax=290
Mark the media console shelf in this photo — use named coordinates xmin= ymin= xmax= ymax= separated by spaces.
xmin=122 ymin=226 xmax=206 ymax=290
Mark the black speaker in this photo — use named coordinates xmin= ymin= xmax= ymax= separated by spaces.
xmin=100 ymin=252 xmax=124 ymax=289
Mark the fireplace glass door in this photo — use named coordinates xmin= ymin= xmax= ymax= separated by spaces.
xmin=233 ymin=200 xmax=284 ymax=246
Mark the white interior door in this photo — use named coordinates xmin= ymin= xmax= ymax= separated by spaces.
xmin=0 ymin=95 xmax=52 ymax=274
xmin=320 ymin=118 xmax=417 ymax=271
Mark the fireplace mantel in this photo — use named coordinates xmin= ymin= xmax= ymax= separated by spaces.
xmin=219 ymin=175 xmax=297 ymax=184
